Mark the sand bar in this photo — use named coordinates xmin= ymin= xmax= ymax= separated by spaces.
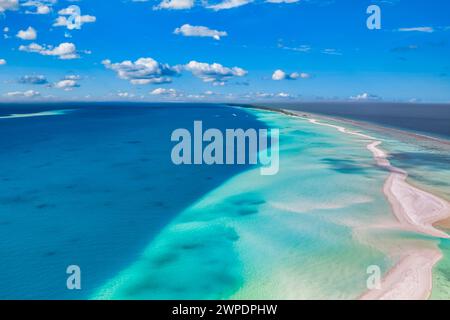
xmin=284 ymin=109 xmax=450 ymax=300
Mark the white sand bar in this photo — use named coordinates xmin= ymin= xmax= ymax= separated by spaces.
xmin=284 ymin=109 xmax=450 ymax=300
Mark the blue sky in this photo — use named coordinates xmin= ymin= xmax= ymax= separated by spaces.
xmin=0 ymin=0 xmax=449 ymax=102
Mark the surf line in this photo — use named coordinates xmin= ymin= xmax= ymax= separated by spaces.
xmin=284 ymin=109 xmax=450 ymax=300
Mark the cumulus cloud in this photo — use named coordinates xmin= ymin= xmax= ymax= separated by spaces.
xmin=102 ymin=57 xmax=180 ymax=85
xmin=154 ymin=0 xmax=194 ymax=10
xmin=22 ymin=1 xmax=52 ymax=14
xmin=206 ymin=0 xmax=252 ymax=10
xmin=150 ymin=88 xmax=182 ymax=97
xmin=174 ymin=24 xmax=227 ymax=40
xmin=4 ymin=90 xmax=40 ymax=98
xmin=117 ymin=92 xmax=135 ymax=98
xmin=350 ymin=93 xmax=381 ymax=101
xmin=53 ymin=6 xmax=96 ymax=30
xmin=184 ymin=60 xmax=247 ymax=85
xmin=254 ymin=91 xmax=293 ymax=99
xmin=54 ymin=79 xmax=79 ymax=90
xmin=64 ymin=75 xmax=81 ymax=81
xmin=0 ymin=59 xmax=6 ymax=65
xmin=16 ymin=26 xmax=37 ymax=40
xmin=3 ymin=27 xmax=9 ymax=39
xmin=19 ymin=42 xmax=79 ymax=60
xmin=0 ymin=0 xmax=19 ymax=13
xmin=272 ymin=69 xmax=287 ymax=80
xmin=272 ymin=69 xmax=310 ymax=80
xmin=19 ymin=75 xmax=48 ymax=85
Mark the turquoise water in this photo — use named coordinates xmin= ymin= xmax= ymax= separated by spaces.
xmin=94 ymin=109 xmax=399 ymax=299
xmin=355 ymin=126 xmax=450 ymax=300
xmin=287 ymin=111 xmax=450 ymax=299
xmin=0 ymin=103 xmax=264 ymax=299
xmin=3 ymin=103 xmax=448 ymax=299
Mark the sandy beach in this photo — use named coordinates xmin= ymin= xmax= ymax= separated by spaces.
xmin=284 ymin=109 xmax=450 ymax=300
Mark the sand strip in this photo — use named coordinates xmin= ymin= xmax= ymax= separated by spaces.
xmin=284 ymin=109 xmax=450 ymax=300
xmin=359 ymin=248 xmax=442 ymax=300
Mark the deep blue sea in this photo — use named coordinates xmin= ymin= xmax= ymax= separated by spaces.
xmin=263 ymin=102 xmax=450 ymax=140
xmin=0 ymin=103 xmax=265 ymax=299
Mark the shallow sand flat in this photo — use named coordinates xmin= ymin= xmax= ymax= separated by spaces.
xmin=366 ymin=141 xmax=450 ymax=239
xmin=359 ymin=248 xmax=442 ymax=300
xmin=284 ymin=109 xmax=450 ymax=300
xmin=94 ymin=108 xmax=392 ymax=300
xmin=386 ymin=172 xmax=450 ymax=239
xmin=93 ymin=107 xmax=449 ymax=300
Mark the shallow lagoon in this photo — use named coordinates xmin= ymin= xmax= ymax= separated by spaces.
xmin=95 ymin=108 xmax=399 ymax=299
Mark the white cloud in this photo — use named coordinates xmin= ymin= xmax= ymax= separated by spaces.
xmin=54 ymin=6 xmax=96 ymax=30
xmin=0 ymin=0 xmax=19 ymax=13
xmin=252 ymin=91 xmax=294 ymax=99
xmin=398 ymin=27 xmax=434 ymax=33
xmin=350 ymin=93 xmax=381 ymax=101
xmin=322 ymin=48 xmax=342 ymax=55
xmin=174 ymin=24 xmax=227 ymax=40
xmin=19 ymin=42 xmax=79 ymax=60
xmin=150 ymin=88 xmax=181 ymax=97
xmin=117 ymin=92 xmax=135 ymax=98
xmin=3 ymin=27 xmax=9 ymax=39
xmin=207 ymin=0 xmax=252 ymax=10
xmin=19 ymin=75 xmax=48 ymax=84
xmin=54 ymin=79 xmax=79 ymax=90
xmin=185 ymin=60 xmax=247 ymax=85
xmin=5 ymin=90 xmax=40 ymax=98
xmin=272 ymin=69 xmax=310 ymax=80
xmin=53 ymin=15 xmax=96 ymax=29
xmin=154 ymin=0 xmax=194 ymax=10
xmin=22 ymin=1 xmax=51 ymax=14
xmin=280 ymin=44 xmax=312 ymax=53
xmin=102 ymin=57 xmax=180 ymax=85
xmin=0 ymin=59 xmax=6 ymax=65
xmin=16 ymin=26 xmax=37 ymax=40
xmin=64 ymin=75 xmax=81 ymax=80
xmin=272 ymin=69 xmax=286 ymax=80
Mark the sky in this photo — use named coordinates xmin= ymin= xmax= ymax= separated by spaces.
xmin=0 ymin=0 xmax=449 ymax=103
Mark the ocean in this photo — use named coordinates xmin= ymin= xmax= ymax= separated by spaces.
xmin=257 ymin=102 xmax=450 ymax=140
xmin=1 ymin=102 xmax=449 ymax=299
xmin=0 ymin=103 xmax=265 ymax=299
xmin=93 ymin=107 xmax=394 ymax=299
